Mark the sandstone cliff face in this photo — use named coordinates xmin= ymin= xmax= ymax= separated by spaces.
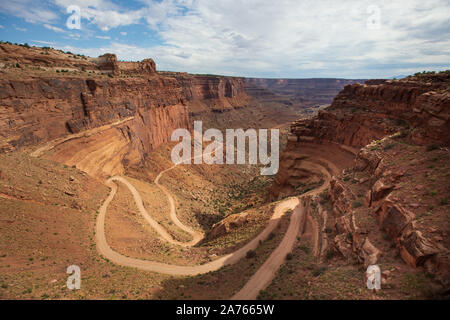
xmin=119 ymin=59 xmax=156 ymax=75
xmin=97 ymin=54 xmax=120 ymax=75
xmin=272 ymin=72 xmax=449 ymax=289
xmin=0 ymin=76 xmax=189 ymax=176
xmin=162 ymin=73 xmax=253 ymax=115
xmin=290 ymin=74 xmax=450 ymax=147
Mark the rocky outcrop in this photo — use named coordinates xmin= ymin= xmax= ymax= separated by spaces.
xmin=272 ymin=72 xmax=449 ymax=289
xmin=206 ymin=212 xmax=252 ymax=241
xmin=290 ymin=74 xmax=450 ymax=147
xmin=97 ymin=53 xmax=119 ymax=75
xmin=118 ymin=59 xmax=157 ymax=75
xmin=0 ymin=43 xmax=156 ymax=76
xmin=328 ymin=177 xmax=382 ymax=267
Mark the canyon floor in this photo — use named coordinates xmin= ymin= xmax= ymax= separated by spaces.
xmin=1 ymin=133 xmax=446 ymax=300
xmin=0 ymin=43 xmax=448 ymax=300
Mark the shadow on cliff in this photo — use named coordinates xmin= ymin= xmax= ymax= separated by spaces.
xmin=193 ymin=211 xmax=224 ymax=232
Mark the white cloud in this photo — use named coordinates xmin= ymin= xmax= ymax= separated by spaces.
xmin=95 ymin=35 xmax=111 ymax=40
xmin=120 ymin=32 xmax=127 ymax=36
xmin=31 ymin=40 xmax=55 ymax=45
xmin=53 ymin=0 xmax=146 ymax=31
xmin=0 ymin=25 xmax=4 ymax=29
xmin=43 ymin=23 xmax=65 ymax=33
xmin=0 ymin=0 xmax=59 ymax=24
xmin=3 ymin=0 xmax=450 ymax=77
xmin=14 ymin=26 xmax=27 ymax=32
xmin=53 ymin=0 xmax=449 ymax=77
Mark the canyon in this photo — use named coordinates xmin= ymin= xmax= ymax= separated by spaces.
xmin=0 ymin=42 xmax=448 ymax=300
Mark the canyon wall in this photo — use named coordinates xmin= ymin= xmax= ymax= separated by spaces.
xmin=160 ymin=72 xmax=253 ymax=115
xmin=245 ymin=78 xmax=364 ymax=108
xmin=159 ymin=72 xmax=298 ymax=130
xmin=272 ymin=72 xmax=450 ymax=289
xmin=290 ymin=73 xmax=450 ymax=147
xmin=0 ymin=76 xmax=189 ymax=176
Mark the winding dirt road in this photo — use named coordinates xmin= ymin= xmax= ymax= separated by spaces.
xmin=96 ymin=156 xmax=332 ymax=298
xmin=231 ymin=163 xmax=332 ymax=299
xmin=96 ymin=175 xmax=300 ymax=275
xmin=31 ymin=121 xmax=337 ymax=298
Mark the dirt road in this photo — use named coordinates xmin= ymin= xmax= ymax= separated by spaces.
xmin=231 ymin=162 xmax=332 ymax=299
xmin=95 ymin=152 xmax=333 ymax=294
xmin=96 ymin=177 xmax=300 ymax=275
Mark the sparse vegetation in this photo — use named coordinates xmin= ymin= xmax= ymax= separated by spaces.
xmin=246 ymin=250 xmax=256 ymax=259
xmin=426 ymin=144 xmax=439 ymax=152
xmin=352 ymin=200 xmax=363 ymax=208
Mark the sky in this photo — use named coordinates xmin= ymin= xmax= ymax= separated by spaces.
xmin=0 ymin=0 xmax=449 ymax=78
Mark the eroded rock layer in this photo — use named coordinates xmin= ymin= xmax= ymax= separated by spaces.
xmin=0 ymin=76 xmax=189 ymax=176
xmin=290 ymin=73 xmax=450 ymax=147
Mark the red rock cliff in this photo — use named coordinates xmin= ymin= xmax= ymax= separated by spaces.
xmin=0 ymin=75 xmax=189 ymax=176
xmin=160 ymin=73 xmax=253 ymax=115
xmin=290 ymin=73 xmax=450 ymax=147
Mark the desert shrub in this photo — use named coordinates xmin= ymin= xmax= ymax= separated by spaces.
xmin=319 ymin=191 xmax=330 ymax=204
xmin=257 ymin=290 xmax=275 ymax=300
xmin=441 ymin=197 xmax=448 ymax=206
xmin=246 ymin=250 xmax=256 ymax=259
xmin=299 ymin=245 xmax=310 ymax=254
xmin=312 ymin=266 xmax=328 ymax=277
xmin=352 ymin=200 xmax=363 ymax=208
xmin=325 ymin=249 xmax=334 ymax=260
xmin=426 ymin=144 xmax=439 ymax=151
xmin=346 ymin=232 xmax=353 ymax=242
xmin=286 ymin=253 xmax=293 ymax=260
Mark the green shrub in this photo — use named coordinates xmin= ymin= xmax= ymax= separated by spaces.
xmin=426 ymin=144 xmax=439 ymax=152
xmin=352 ymin=200 xmax=363 ymax=208
xmin=346 ymin=232 xmax=353 ymax=242
xmin=312 ymin=266 xmax=328 ymax=277
xmin=325 ymin=249 xmax=334 ymax=260
xmin=246 ymin=250 xmax=256 ymax=259
xmin=441 ymin=197 xmax=448 ymax=206
xmin=299 ymin=245 xmax=310 ymax=253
